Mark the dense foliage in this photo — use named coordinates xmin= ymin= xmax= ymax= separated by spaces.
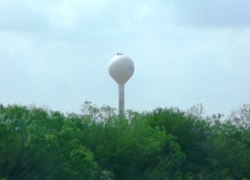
xmin=0 ymin=102 xmax=250 ymax=179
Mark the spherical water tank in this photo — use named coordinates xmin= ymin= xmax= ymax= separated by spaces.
xmin=109 ymin=54 xmax=134 ymax=85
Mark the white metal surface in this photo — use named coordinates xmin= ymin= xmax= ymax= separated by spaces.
xmin=108 ymin=53 xmax=134 ymax=115
xmin=109 ymin=54 xmax=134 ymax=85
xmin=119 ymin=84 xmax=125 ymax=114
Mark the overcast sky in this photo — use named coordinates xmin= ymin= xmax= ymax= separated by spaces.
xmin=0 ymin=0 xmax=250 ymax=116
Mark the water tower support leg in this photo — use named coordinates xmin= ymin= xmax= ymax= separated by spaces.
xmin=119 ymin=84 xmax=125 ymax=115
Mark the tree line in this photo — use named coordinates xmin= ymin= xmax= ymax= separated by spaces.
xmin=0 ymin=102 xmax=250 ymax=179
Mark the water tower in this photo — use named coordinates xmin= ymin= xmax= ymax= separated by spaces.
xmin=108 ymin=53 xmax=134 ymax=115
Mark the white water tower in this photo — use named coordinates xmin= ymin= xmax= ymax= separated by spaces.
xmin=108 ymin=53 xmax=134 ymax=114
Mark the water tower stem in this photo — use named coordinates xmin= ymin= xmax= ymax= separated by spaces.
xmin=118 ymin=84 xmax=125 ymax=115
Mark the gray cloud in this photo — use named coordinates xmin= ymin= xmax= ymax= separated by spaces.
xmin=166 ymin=0 xmax=250 ymax=27
xmin=0 ymin=0 xmax=249 ymax=116
xmin=0 ymin=1 xmax=48 ymax=32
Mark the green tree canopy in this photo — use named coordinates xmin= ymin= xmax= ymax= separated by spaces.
xmin=0 ymin=103 xmax=249 ymax=179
